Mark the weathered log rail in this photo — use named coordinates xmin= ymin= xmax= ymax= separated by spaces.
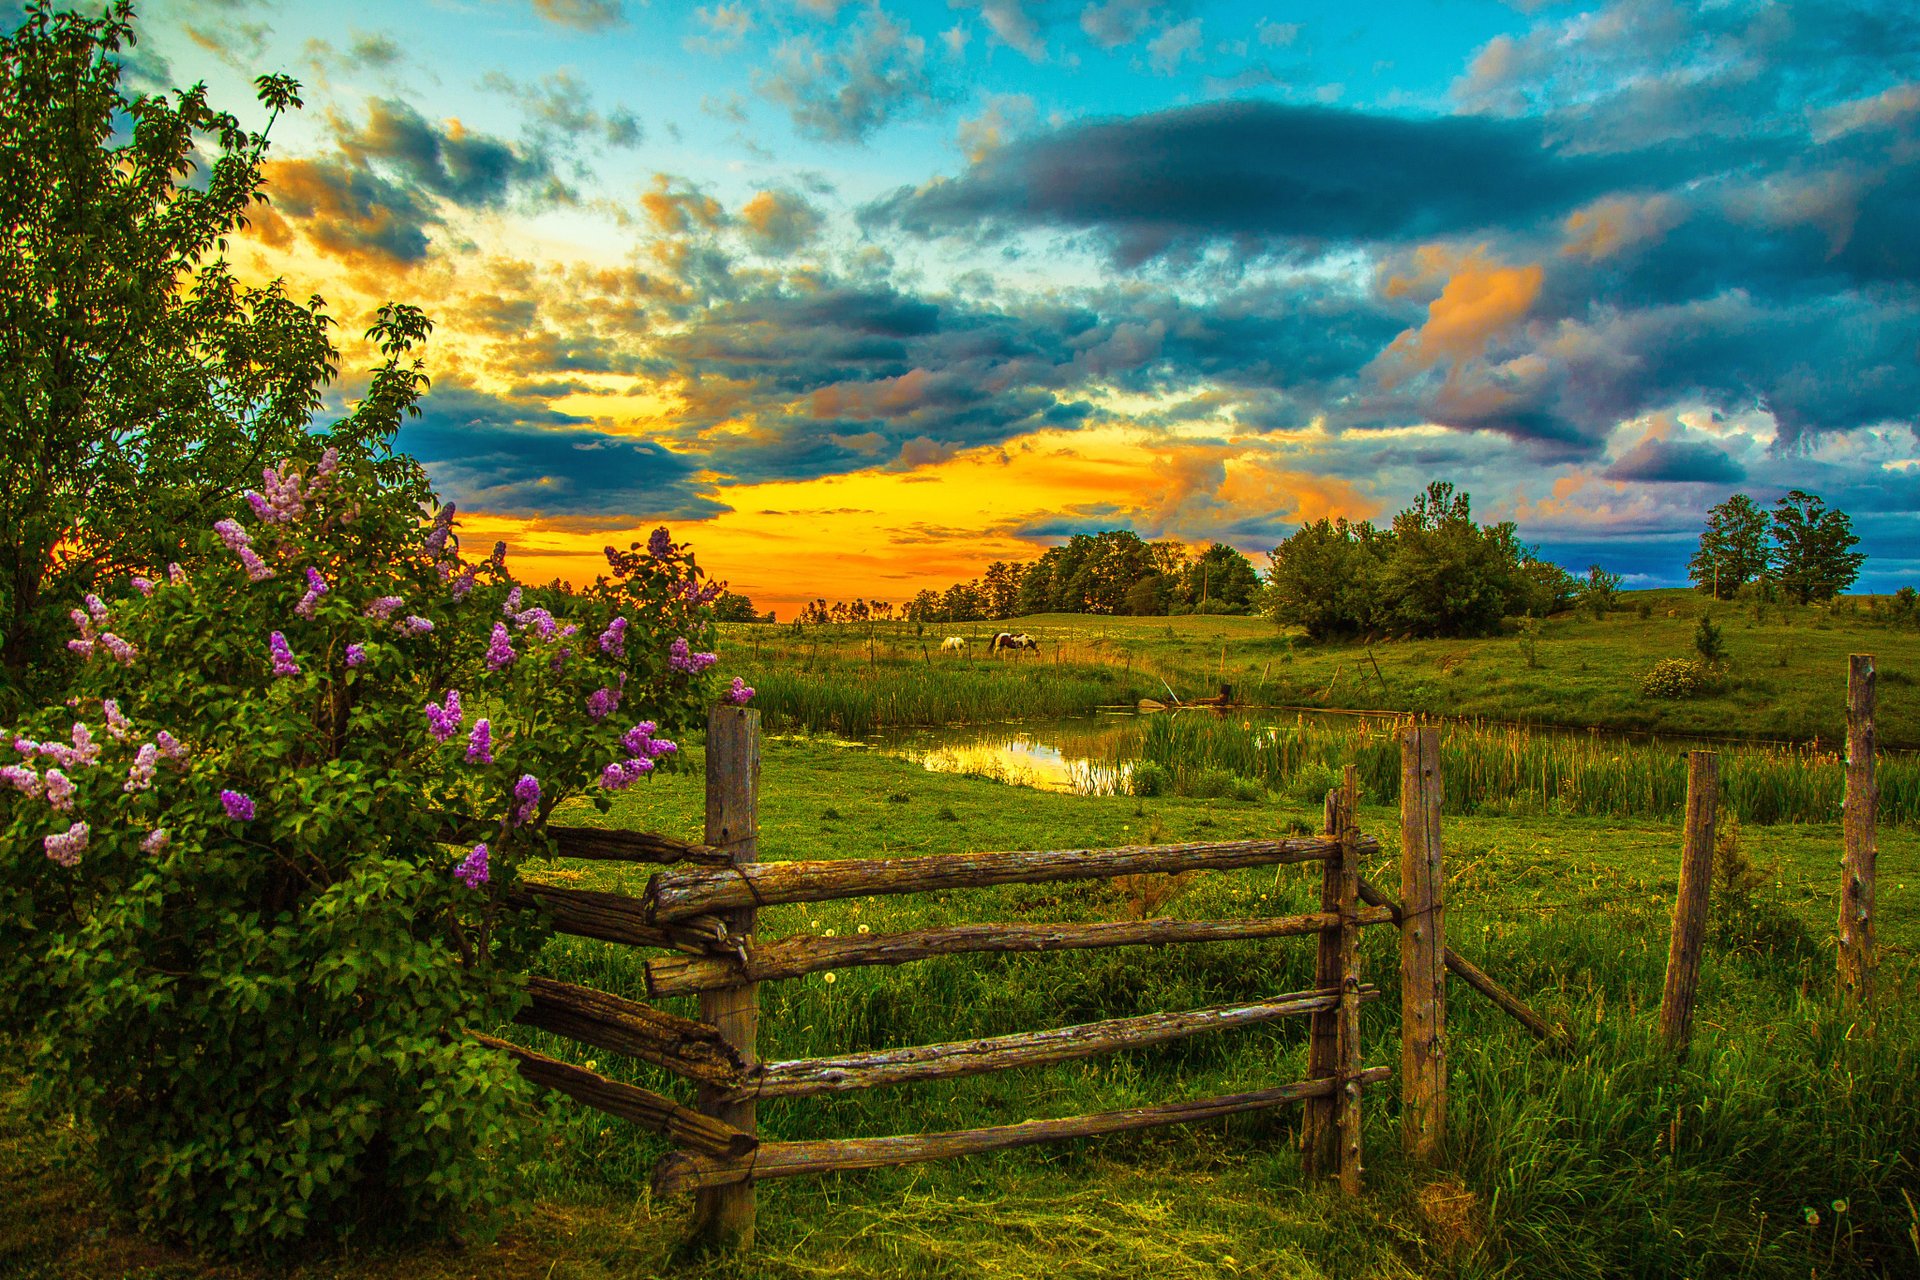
xmin=483 ymin=708 xmax=1564 ymax=1256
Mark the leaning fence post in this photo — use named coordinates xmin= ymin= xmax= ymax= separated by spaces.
xmin=1659 ymin=751 xmax=1717 ymax=1055
xmin=1840 ymin=654 xmax=1877 ymax=1010
xmin=1398 ymin=727 xmax=1445 ymax=1163
xmin=1303 ymin=787 xmax=1342 ymax=1177
xmin=693 ymin=705 xmax=761 ymax=1250
xmin=1335 ymin=764 xmax=1364 ymax=1196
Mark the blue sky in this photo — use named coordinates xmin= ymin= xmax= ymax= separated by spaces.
xmin=110 ymin=0 xmax=1920 ymax=608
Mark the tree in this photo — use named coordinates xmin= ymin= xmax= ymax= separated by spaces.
xmin=1265 ymin=518 xmax=1389 ymax=639
xmin=711 ymin=589 xmax=761 ymax=622
xmin=1687 ymin=494 xmax=1769 ymax=599
xmin=1379 ymin=483 xmax=1526 ymax=638
xmin=0 ymin=3 xmax=422 ymax=714
xmin=1579 ymin=565 xmax=1622 ymax=619
xmin=1184 ymin=543 xmax=1260 ymax=613
xmin=1769 ymin=490 xmax=1866 ymax=605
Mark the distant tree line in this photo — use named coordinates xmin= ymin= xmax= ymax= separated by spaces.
xmin=1264 ymin=482 xmax=1578 ymax=640
xmin=894 ymin=532 xmax=1263 ymax=623
xmin=1688 ymin=491 xmax=1867 ymax=604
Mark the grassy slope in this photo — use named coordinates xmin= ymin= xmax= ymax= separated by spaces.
xmin=7 ymin=738 xmax=1917 ymax=1278
xmin=722 ymin=588 xmax=1920 ymax=745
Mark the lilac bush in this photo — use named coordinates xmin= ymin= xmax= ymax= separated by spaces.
xmin=0 ymin=438 xmax=739 ymax=1250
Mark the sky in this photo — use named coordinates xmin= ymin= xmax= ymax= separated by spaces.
xmin=100 ymin=0 xmax=1920 ymax=612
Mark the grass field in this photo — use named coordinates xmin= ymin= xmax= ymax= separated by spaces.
xmin=724 ymin=589 xmax=1920 ymax=746
xmin=6 ymin=735 xmax=1917 ymax=1278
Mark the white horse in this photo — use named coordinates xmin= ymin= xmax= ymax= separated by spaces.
xmin=940 ymin=636 xmax=967 ymax=653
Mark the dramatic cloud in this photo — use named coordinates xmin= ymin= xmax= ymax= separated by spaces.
xmin=259 ymin=157 xmax=433 ymax=265
xmin=757 ymin=8 xmax=940 ymax=142
xmin=335 ymin=97 xmax=555 ymax=207
xmin=739 ymin=188 xmax=825 ymax=254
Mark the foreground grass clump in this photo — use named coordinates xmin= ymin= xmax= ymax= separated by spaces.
xmin=1117 ymin=712 xmax=1920 ymax=826
xmin=6 ymin=739 xmax=1916 ymax=1277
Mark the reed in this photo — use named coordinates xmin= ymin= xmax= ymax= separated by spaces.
xmin=748 ymin=665 xmax=1126 ymax=736
xmin=1116 ymin=713 xmax=1920 ymax=825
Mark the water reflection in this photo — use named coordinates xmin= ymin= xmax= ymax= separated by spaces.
xmin=874 ymin=717 xmax=1137 ymax=795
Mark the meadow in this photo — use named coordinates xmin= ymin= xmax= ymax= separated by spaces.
xmin=5 ymin=736 xmax=1917 ymax=1279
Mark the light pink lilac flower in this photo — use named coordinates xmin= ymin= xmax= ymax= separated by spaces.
xmin=84 ymin=594 xmax=109 ymax=624
xmin=0 ymin=764 xmax=41 ymax=798
xmin=102 ymin=699 xmax=132 ymax=741
xmin=485 ymin=623 xmax=515 ymax=671
xmin=512 ymin=774 xmax=540 ymax=826
xmin=466 ymin=719 xmax=493 ymax=765
xmin=237 ymin=547 xmax=275 ymax=582
xmin=314 ymin=447 xmax=340 ymax=482
xmin=141 ymin=828 xmax=169 ymax=854
xmin=723 ymin=676 xmax=756 ymax=705
xmin=598 ymin=617 xmax=627 ymax=657
xmin=454 ymin=843 xmax=489 ymax=888
xmin=220 ymin=789 xmax=255 ymax=822
xmin=44 ymin=769 xmax=75 ymax=811
xmin=294 ymin=566 xmax=329 ymax=619
xmin=131 ymin=576 xmax=153 ymax=596
xmin=426 ymin=689 xmax=463 ymax=742
xmin=345 ymin=643 xmax=368 ymax=668
xmin=155 ymin=731 xmax=186 ymax=761
xmin=44 ymin=822 xmax=88 ymax=867
xmin=269 ymin=631 xmax=301 ymax=678
xmin=250 ymin=459 xmax=308 ymax=524
xmin=124 ymin=743 xmax=158 ymax=792
xmin=365 ymin=596 xmax=404 ymax=621
xmin=214 ymin=519 xmax=251 ymax=553
xmin=167 ymin=563 xmax=187 ymax=586
xmin=98 ymin=632 xmax=138 ymax=665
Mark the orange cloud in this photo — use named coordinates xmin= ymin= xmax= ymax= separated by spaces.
xmin=1379 ymin=247 xmax=1543 ymax=372
xmin=640 ymin=173 xmax=726 ymax=235
xmin=1560 ymin=194 xmax=1684 ymax=261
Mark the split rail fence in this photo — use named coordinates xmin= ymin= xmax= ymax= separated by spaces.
xmin=475 ymin=709 xmax=1558 ymax=1251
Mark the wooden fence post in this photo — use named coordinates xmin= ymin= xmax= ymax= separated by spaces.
xmin=1398 ymin=727 xmax=1445 ymax=1163
xmin=1335 ymin=765 xmax=1364 ymax=1196
xmin=693 ymin=706 xmax=761 ymax=1251
xmin=1659 ymin=751 xmax=1717 ymax=1055
xmin=1840 ymin=654 xmax=1877 ymax=1009
xmin=1302 ymin=788 xmax=1342 ymax=1177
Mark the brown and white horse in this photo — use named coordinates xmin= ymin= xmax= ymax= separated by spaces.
xmin=989 ymin=632 xmax=1039 ymax=654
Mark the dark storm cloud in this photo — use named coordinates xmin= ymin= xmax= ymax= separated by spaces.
xmin=1603 ymin=437 xmax=1746 ymax=484
xmin=266 ymin=157 xmax=433 ymax=264
xmin=336 ymin=97 xmax=552 ymax=207
xmin=397 ymin=385 xmax=728 ymax=522
xmin=873 ymin=100 xmax=1666 ymax=264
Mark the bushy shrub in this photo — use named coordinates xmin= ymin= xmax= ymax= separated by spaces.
xmin=1638 ymin=657 xmax=1713 ymax=699
xmin=1127 ymin=759 xmax=1169 ymax=796
xmin=0 ymin=441 xmax=731 ymax=1250
xmin=1289 ymin=761 xmax=1342 ymax=806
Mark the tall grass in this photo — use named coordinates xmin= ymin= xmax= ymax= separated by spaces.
xmin=1118 ymin=713 xmax=1920 ymax=825
xmin=749 ymin=664 xmax=1130 ymax=736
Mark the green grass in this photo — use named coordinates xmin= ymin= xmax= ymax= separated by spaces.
xmin=8 ymin=736 xmax=1917 ymax=1278
xmin=721 ymin=589 xmax=1920 ymax=745
xmin=1118 ymin=712 xmax=1920 ymax=826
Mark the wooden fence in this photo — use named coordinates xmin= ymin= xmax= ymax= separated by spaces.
xmin=477 ymin=710 xmax=1557 ymax=1252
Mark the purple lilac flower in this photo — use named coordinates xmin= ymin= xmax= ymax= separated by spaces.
xmin=586 ymin=686 xmax=621 ymax=722
xmin=167 ymin=563 xmax=187 ymax=586
xmin=44 ymin=770 xmax=75 ymax=811
xmin=466 ymin=719 xmax=493 ymax=765
xmin=424 ymin=504 xmax=456 ymax=558
xmin=252 ymin=460 xmax=307 ymax=524
xmin=237 ymin=546 xmax=275 ymax=582
xmin=667 ymin=637 xmax=718 ymax=675
xmin=214 ymin=519 xmax=251 ymax=553
xmin=598 ymin=617 xmax=628 ymax=657
xmin=141 ymin=828 xmax=169 ymax=854
xmin=513 ymin=607 xmax=557 ymax=638
xmin=220 ymin=789 xmax=256 ymax=822
xmin=98 ymin=633 xmax=138 ymax=665
xmin=620 ymin=721 xmax=659 ymax=755
xmin=314 ymin=446 xmax=340 ymax=481
xmin=268 ymin=631 xmax=301 ymax=678
xmin=67 ymin=638 xmax=94 ymax=658
xmin=512 ymin=774 xmax=540 ymax=826
xmin=102 ymin=699 xmax=132 ymax=741
xmin=648 ymin=527 xmax=673 ymax=558
xmin=44 ymin=822 xmax=89 ymax=867
xmin=724 ymin=676 xmax=756 ymax=705
xmin=485 ymin=623 xmax=516 ymax=671
xmin=0 ymin=764 xmax=41 ymax=798
xmin=550 ymin=646 xmax=571 ymax=673
xmin=488 ymin=541 xmax=507 ymax=568
xmin=294 ymin=566 xmax=330 ymax=619
xmin=502 ymin=586 xmax=522 ymax=616
xmin=344 ymin=643 xmax=368 ymax=668
xmin=560 ymin=624 xmax=578 ymax=637
xmin=598 ymin=756 xmax=656 ymax=791
xmin=131 ymin=576 xmax=154 ymax=596
xmin=84 ymin=594 xmax=109 ymax=624
xmin=396 ymin=615 xmax=434 ymax=636
xmin=454 ymin=842 xmax=490 ymax=888
xmin=124 ymin=743 xmax=158 ymax=792
xmin=155 ymin=731 xmax=186 ymax=761
xmin=58 ymin=723 xmax=100 ymax=767
xmin=451 ymin=567 xmax=476 ymax=601
xmin=425 ymin=689 xmax=463 ymax=742
xmin=365 ymin=596 xmax=404 ymax=621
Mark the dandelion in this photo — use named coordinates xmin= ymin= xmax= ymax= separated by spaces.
xmin=220 ymin=789 xmax=256 ymax=822
xmin=825 ymin=929 xmax=837 ymax=938
xmin=723 ymin=676 xmax=755 ymax=705
xmin=454 ymin=842 xmax=489 ymax=888
xmin=598 ymin=616 xmax=628 ymax=657
xmin=141 ymin=828 xmax=169 ymax=854
xmin=44 ymin=822 xmax=89 ymax=867
xmin=467 ymin=718 xmax=493 ymax=765
xmin=44 ymin=769 xmax=75 ymax=811
xmin=344 ymin=643 xmax=368 ymax=668
xmin=822 ymin=972 xmax=837 ymax=984
xmin=485 ymin=622 xmax=516 ymax=671
xmin=857 ymin=923 xmax=870 ymax=934
xmin=426 ymin=689 xmax=464 ymax=741
xmin=268 ymin=631 xmax=301 ymax=678
xmin=512 ymin=774 xmax=540 ymax=826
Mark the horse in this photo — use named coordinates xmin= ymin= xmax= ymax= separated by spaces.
xmin=989 ymin=632 xmax=1039 ymax=654
xmin=940 ymin=636 xmax=967 ymax=653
